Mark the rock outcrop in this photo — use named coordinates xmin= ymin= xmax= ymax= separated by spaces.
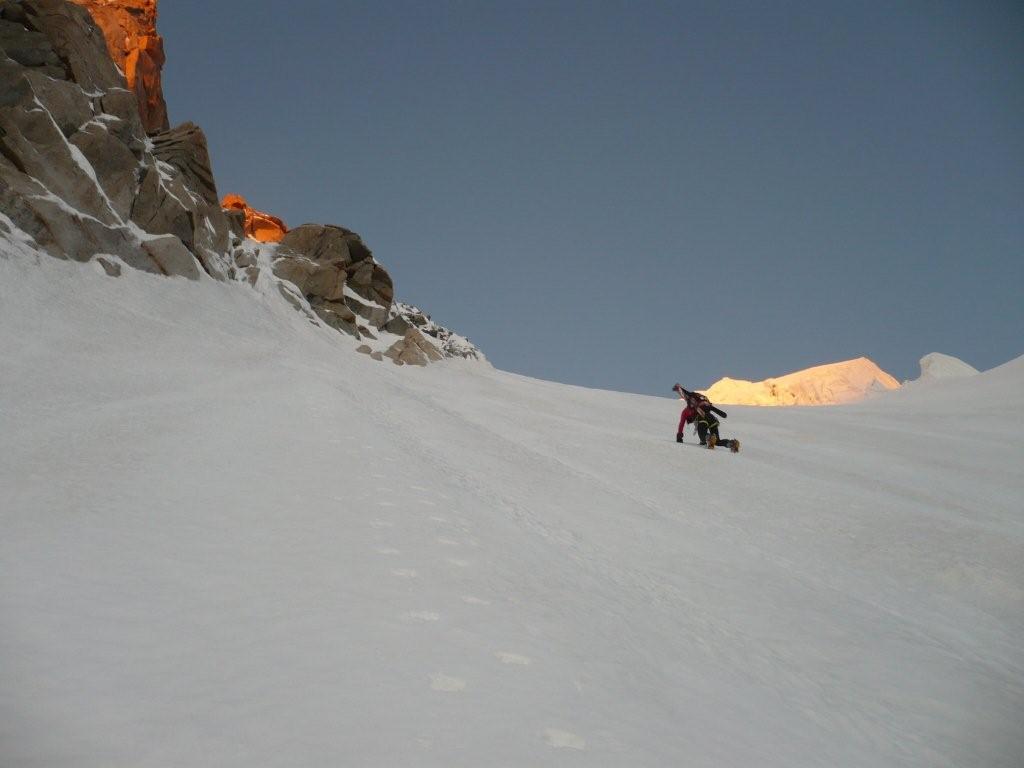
xmin=1 ymin=0 xmax=482 ymax=366
xmin=68 ymin=0 xmax=168 ymax=134
xmin=383 ymin=328 xmax=445 ymax=366
xmin=272 ymin=224 xmax=394 ymax=338
xmin=221 ymin=193 xmax=287 ymax=243
xmin=703 ymin=357 xmax=900 ymax=406
xmin=384 ymin=301 xmax=484 ymax=361
xmin=0 ymin=0 xmax=230 ymax=279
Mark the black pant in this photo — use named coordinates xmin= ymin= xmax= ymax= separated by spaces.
xmin=696 ymin=419 xmax=719 ymax=444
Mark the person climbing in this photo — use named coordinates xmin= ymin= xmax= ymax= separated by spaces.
xmin=672 ymin=384 xmax=741 ymax=452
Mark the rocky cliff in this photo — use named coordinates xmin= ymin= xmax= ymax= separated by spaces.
xmin=0 ymin=0 xmax=229 ymax=278
xmin=0 ymin=0 xmax=481 ymax=365
xmin=68 ymin=0 xmax=167 ymax=134
xmin=703 ymin=357 xmax=900 ymax=406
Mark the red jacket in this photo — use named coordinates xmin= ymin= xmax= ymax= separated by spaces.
xmin=678 ymin=405 xmax=697 ymax=433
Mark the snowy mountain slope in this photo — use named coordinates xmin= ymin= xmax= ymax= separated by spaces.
xmin=904 ymin=352 xmax=980 ymax=385
xmin=704 ymin=357 xmax=901 ymax=406
xmin=1 ymin=256 xmax=1023 ymax=767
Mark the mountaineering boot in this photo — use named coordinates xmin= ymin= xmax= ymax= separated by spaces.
xmin=676 ymin=433 xmax=684 ymax=443
xmin=730 ymin=439 xmax=740 ymax=453
xmin=707 ymin=434 xmax=717 ymax=449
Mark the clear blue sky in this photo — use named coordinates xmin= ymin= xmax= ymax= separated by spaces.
xmin=159 ymin=1 xmax=1023 ymax=395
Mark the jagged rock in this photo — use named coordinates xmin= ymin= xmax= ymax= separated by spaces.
xmin=233 ymin=248 xmax=256 ymax=268
xmin=384 ymin=328 xmax=444 ymax=367
xmin=99 ymin=86 xmax=146 ymax=143
xmin=385 ymin=301 xmax=485 ymax=361
xmin=1 ymin=0 xmax=485 ymax=366
xmin=150 ymin=123 xmax=218 ymax=205
xmin=272 ymin=256 xmax=346 ymax=302
xmin=93 ymin=254 xmax=120 ymax=275
xmin=382 ymin=315 xmax=410 ymax=336
xmin=69 ymin=117 xmax=139 ymax=218
xmin=0 ymin=0 xmax=231 ymax=279
xmin=280 ymin=224 xmax=393 ymax=306
xmin=223 ymin=206 xmax=246 ymax=241
xmin=138 ymin=234 xmax=201 ymax=278
xmin=274 ymin=223 xmax=394 ymax=338
xmin=0 ymin=16 xmax=66 ymax=79
xmin=221 ymin=193 xmax=287 ymax=243
xmin=22 ymin=0 xmax=124 ymax=93
xmin=68 ymin=0 xmax=168 ymax=134
xmin=312 ymin=299 xmax=359 ymax=337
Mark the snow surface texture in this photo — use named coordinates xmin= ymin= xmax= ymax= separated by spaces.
xmin=1 ymin=255 xmax=1023 ymax=767
xmin=704 ymin=357 xmax=902 ymax=406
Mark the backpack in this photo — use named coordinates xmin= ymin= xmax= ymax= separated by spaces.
xmin=674 ymin=384 xmax=726 ymax=419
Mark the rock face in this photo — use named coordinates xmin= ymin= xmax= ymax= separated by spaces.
xmin=1 ymin=0 xmax=482 ymax=366
xmin=68 ymin=0 xmax=168 ymax=134
xmin=0 ymin=0 xmax=231 ymax=278
xmin=703 ymin=357 xmax=901 ymax=406
xmin=384 ymin=328 xmax=444 ymax=366
xmin=221 ymin=193 xmax=287 ymax=243
xmin=273 ymin=224 xmax=394 ymax=338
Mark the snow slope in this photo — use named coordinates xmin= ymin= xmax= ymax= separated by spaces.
xmin=2 ymin=255 xmax=1023 ymax=767
xmin=704 ymin=357 xmax=901 ymax=406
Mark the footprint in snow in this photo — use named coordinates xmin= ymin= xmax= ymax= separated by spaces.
xmin=403 ymin=611 xmax=440 ymax=622
xmin=495 ymin=652 xmax=531 ymax=666
xmin=543 ymin=729 xmax=585 ymax=751
xmin=429 ymin=673 xmax=466 ymax=692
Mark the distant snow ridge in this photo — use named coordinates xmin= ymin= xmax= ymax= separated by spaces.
xmin=704 ymin=357 xmax=900 ymax=406
xmin=904 ymin=353 xmax=979 ymax=385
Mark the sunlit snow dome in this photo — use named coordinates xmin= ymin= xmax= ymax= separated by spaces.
xmin=903 ymin=352 xmax=979 ymax=385
xmin=703 ymin=357 xmax=900 ymax=406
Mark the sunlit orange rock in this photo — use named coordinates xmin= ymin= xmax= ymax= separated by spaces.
xmin=221 ymin=194 xmax=288 ymax=243
xmin=70 ymin=0 xmax=169 ymax=134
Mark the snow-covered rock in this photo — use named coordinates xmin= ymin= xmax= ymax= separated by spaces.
xmin=0 ymin=0 xmax=231 ymax=278
xmin=385 ymin=300 xmax=486 ymax=361
xmin=0 ymin=0 xmax=481 ymax=364
xmin=704 ymin=356 xmax=901 ymax=406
